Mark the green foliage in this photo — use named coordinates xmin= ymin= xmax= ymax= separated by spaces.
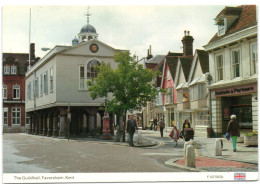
xmin=88 ymin=51 xmax=161 ymax=115
xmin=245 ymin=131 xmax=258 ymax=136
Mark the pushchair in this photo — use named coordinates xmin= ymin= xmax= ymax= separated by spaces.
xmin=183 ymin=128 xmax=194 ymax=141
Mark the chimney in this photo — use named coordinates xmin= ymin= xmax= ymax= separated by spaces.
xmin=30 ymin=43 xmax=35 ymax=61
xmin=182 ymin=30 xmax=194 ymax=56
xmin=147 ymin=45 xmax=153 ymax=60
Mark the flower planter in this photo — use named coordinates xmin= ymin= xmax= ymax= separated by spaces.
xmin=244 ymin=135 xmax=258 ymax=146
xmin=237 ymin=134 xmax=244 ymax=143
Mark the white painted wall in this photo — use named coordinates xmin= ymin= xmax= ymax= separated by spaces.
xmin=26 ymin=41 xmax=120 ymax=112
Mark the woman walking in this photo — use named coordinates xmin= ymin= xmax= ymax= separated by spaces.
xmin=226 ymin=114 xmax=240 ymax=152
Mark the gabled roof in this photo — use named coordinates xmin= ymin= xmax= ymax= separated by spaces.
xmin=146 ymin=55 xmax=165 ymax=64
xmin=166 ymin=55 xmax=179 ymax=81
xmin=208 ymin=5 xmax=257 ymax=44
xmin=2 ymin=53 xmax=33 ymax=75
xmin=215 ymin=6 xmax=242 ymax=19
xmin=179 ymin=56 xmax=193 ymax=81
xmin=152 ymin=57 xmax=165 ymax=72
xmin=196 ymin=50 xmax=209 ymax=74
xmin=167 ymin=52 xmax=183 ymax=57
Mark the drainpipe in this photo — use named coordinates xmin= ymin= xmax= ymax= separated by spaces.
xmin=207 ymin=74 xmax=213 ymax=135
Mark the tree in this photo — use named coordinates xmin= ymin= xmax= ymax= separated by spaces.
xmin=88 ymin=51 xmax=161 ymax=141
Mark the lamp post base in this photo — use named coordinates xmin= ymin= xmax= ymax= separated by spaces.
xmin=101 ymin=133 xmax=113 ymax=140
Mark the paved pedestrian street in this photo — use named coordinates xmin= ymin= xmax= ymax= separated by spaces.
xmin=3 ymin=133 xmax=187 ymax=173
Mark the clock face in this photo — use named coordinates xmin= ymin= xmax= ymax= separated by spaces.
xmin=90 ymin=43 xmax=99 ymax=53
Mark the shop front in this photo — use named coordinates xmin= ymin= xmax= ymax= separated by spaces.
xmin=212 ymin=83 xmax=257 ymax=134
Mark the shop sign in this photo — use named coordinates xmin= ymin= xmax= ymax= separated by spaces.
xmin=212 ymin=83 xmax=257 ymax=97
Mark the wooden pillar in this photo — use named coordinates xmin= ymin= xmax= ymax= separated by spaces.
xmin=38 ymin=113 xmax=43 ymax=135
xmin=52 ymin=112 xmax=58 ymax=138
xmin=42 ymin=113 xmax=47 ymax=136
xmin=31 ymin=113 xmax=35 ymax=135
xmin=34 ymin=114 xmax=39 ymax=135
xmin=47 ymin=112 xmax=53 ymax=137
xmin=59 ymin=107 xmax=67 ymax=138
xmin=82 ymin=113 xmax=87 ymax=137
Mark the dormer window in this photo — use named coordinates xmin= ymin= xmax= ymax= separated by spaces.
xmin=217 ymin=19 xmax=225 ymax=36
xmin=4 ymin=65 xmax=10 ymax=75
xmin=11 ymin=65 xmax=17 ymax=75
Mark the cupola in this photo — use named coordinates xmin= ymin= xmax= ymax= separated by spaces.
xmin=78 ymin=7 xmax=98 ymax=43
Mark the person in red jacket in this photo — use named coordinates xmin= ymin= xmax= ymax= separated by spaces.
xmin=169 ymin=126 xmax=179 ymax=147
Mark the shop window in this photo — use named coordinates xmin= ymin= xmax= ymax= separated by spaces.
xmin=231 ymin=49 xmax=240 ymax=78
xmin=216 ymin=54 xmax=223 ymax=81
xmin=13 ymin=85 xmax=20 ymax=99
xmin=231 ymin=105 xmax=252 ymax=129
xmin=251 ymin=44 xmax=257 ymax=75
xmin=12 ymin=107 xmax=21 ymax=125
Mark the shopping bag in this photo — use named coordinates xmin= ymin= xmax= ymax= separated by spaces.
xmin=225 ymin=132 xmax=230 ymax=140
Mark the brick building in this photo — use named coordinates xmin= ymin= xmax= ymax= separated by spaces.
xmin=2 ymin=43 xmax=38 ymax=133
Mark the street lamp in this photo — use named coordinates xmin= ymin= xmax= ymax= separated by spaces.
xmin=41 ymin=48 xmax=51 ymax=51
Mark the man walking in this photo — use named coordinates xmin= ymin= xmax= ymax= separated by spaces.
xmin=153 ymin=117 xmax=158 ymax=131
xmin=126 ymin=115 xmax=138 ymax=146
xmin=158 ymin=118 xmax=165 ymax=137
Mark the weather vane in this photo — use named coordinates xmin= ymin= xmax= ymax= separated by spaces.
xmin=84 ymin=6 xmax=92 ymax=24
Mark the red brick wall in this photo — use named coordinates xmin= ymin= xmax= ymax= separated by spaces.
xmin=3 ymin=75 xmax=26 ymax=130
xmin=3 ymin=76 xmax=25 ymax=100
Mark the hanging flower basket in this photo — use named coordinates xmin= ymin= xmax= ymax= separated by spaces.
xmin=216 ymin=19 xmax=224 ymax=26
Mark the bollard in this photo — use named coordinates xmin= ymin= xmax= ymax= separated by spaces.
xmin=215 ymin=139 xmax=222 ymax=156
xmin=184 ymin=140 xmax=196 ymax=159
xmin=184 ymin=142 xmax=191 ymax=159
xmin=186 ymin=145 xmax=196 ymax=168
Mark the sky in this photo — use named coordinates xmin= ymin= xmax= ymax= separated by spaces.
xmin=1 ymin=0 xmax=258 ymax=60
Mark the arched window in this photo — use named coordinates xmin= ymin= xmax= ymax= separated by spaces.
xmin=87 ymin=59 xmax=100 ymax=81
xmin=79 ymin=59 xmax=100 ymax=90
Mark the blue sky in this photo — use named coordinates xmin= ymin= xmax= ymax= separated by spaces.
xmin=1 ymin=0 xmax=257 ymax=59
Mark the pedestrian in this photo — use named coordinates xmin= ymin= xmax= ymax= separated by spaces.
xmin=180 ymin=119 xmax=191 ymax=139
xmin=153 ymin=117 xmax=158 ymax=131
xmin=126 ymin=115 xmax=138 ymax=147
xmin=226 ymin=114 xmax=240 ymax=152
xmin=169 ymin=126 xmax=179 ymax=147
xmin=158 ymin=118 xmax=165 ymax=137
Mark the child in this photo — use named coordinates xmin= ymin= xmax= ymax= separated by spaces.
xmin=169 ymin=126 xmax=180 ymax=147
